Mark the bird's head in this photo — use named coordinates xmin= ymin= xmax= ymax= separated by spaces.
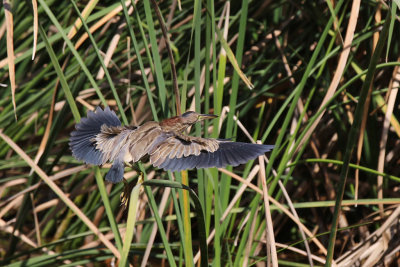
xmin=181 ymin=111 xmax=218 ymax=125
xmin=160 ymin=111 xmax=218 ymax=132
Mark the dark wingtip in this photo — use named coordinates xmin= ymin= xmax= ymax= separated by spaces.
xmin=258 ymin=144 xmax=275 ymax=153
xmin=158 ymin=141 xmax=274 ymax=172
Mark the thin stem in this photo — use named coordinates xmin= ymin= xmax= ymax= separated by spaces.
xmin=149 ymin=0 xmax=181 ymax=115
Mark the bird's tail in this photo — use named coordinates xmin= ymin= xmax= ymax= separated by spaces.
xmin=69 ymin=106 xmax=121 ymax=165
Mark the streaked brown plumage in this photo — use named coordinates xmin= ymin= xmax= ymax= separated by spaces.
xmin=70 ymin=107 xmax=274 ymax=183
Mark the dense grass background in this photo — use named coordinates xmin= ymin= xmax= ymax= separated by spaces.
xmin=1 ymin=0 xmax=400 ymax=266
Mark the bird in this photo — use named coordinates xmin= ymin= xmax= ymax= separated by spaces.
xmin=69 ymin=107 xmax=274 ymax=183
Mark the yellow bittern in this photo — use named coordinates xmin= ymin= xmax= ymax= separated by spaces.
xmin=70 ymin=107 xmax=274 ymax=183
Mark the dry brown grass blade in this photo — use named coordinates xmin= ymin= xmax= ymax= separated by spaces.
xmin=0 ymin=51 xmax=23 ymax=69
xmin=278 ymin=180 xmax=314 ymax=267
xmin=220 ymin=2 xmax=254 ymax=90
xmin=67 ymin=0 xmax=99 ymax=40
xmin=1 ymin=166 xmax=86 ymax=208
xmin=74 ymin=0 xmax=132 ymax=50
xmin=377 ymin=63 xmax=399 ymax=215
xmin=220 ymin=106 xmax=254 ymax=142
xmin=0 ymin=218 xmax=37 ymax=248
xmin=274 ymin=32 xmax=295 ymax=86
xmin=141 ymin=187 xmax=171 ymax=267
xmin=31 ymin=0 xmax=38 ymax=59
xmin=275 ymin=243 xmax=326 ymax=264
xmin=35 ymin=198 xmax=62 ymax=213
xmin=0 ymin=194 xmax=23 ymax=219
xmin=220 ymin=165 xmax=260 ymax=222
xmin=30 ymin=193 xmax=42 ymax=246
xmin=243 ymin=207 xmax=258 ymax=266
xmin=0 ymin=178 xmax=26 ymax=199
xmin=0 ymin=129 xmax=121 ymax=259
xmin=355 ymin=3 xmax=381 ymax=203
xmin=31 ymin=58 xmax=69 ymax=174
xmin=258 ymin=141 xmax=278 ymax=266
xmin=218 ymin=168 xmax=330 ymax=257
xmin=336 ymin=206 xmax=400 ymax=266
xmin=194 ymin=164 xmax=344 ymax=264
xmin=374 ymin=96 xmax=400 ymax=136
xmin=4 ymin=0 xmax=17 ymax=120
xmin=297 ymin=0 xmax=360 ymax=151
xmin=0 ymin=219 xmax=74 ymax=265
xmin=162 ymin=199 xmax=174 ymax=267
xmin=96 ymin=33 xmax=120 ymax=80
xmin=193 ymin=165 xmax=260 ymax=263
xmin=220 ymin=2 xmax=229 ymax=57
xmin=0 ymin=19 xmax=6 ymax=38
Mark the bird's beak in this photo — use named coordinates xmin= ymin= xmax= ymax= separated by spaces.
xmin=198 ymin=114 xmax=218 ymax=121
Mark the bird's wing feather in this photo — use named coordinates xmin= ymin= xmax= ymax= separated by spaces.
xmin=155 ymin=140 xmax=274 ymax=172
xmin=94 ymin=126 xmax=131 ymax=163
xmin=93 ymin=121 xmax=164 ymax=164
xmin=150 ymin=136 xmax=219 ymax=168
xmin=69 ymin=106 xmax=121 ymax=165
xmin=127 ymin=123 xmax=167 ymax=162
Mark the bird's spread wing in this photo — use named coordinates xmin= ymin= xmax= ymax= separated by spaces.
xmin=152 ymin=140 xmax=274 ymax=172
xmin=94 ymin=121 xmax=163 ymax=164
xmin=150 ymin=136 xmax=219 ymax=167
xmin=69 ymin=106 xmax=121 ymax=165
xmin=92 ymin=124 xmax=133 ymax=163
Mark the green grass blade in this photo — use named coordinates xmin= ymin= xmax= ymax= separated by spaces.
xmin=37 ymin=0 xmax=107 ymax=106
xmin=267 ymin=0 xmax=346 ymax=195
xmin=140 ymin=168 xmax=177 ymax=267
xmin=143 ymin=0 xmax=168 ymax=116
xmin=180 ymin=171 xmax=194 ymax=266
xmin=325 ymin=11 xmax=391 ymax=265
xmin=142 ymin=179 xmax=209 ymax=267
xmin=70 ymin=0 xmax=127 ymax=124
xmin=37 ymin=24 xmax=80 ymax=122
xmin=119 ymin=177 xmax=142 ymax=267
xmin=122 ymin=0 xmax=158 ymax=121
xmin=94 ymin=168 xmax=123 ymax=250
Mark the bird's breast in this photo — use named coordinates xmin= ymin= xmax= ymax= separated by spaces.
xmin=123 ymin=150 xmax=133 ymax=163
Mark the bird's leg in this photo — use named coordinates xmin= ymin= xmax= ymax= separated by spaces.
xmin=120 ymin=178 xmax=130 ymax=208
xmin=120 ymin=171 xmax=144 ymax=209
xmin=121 ymin=177 xmax=137 ymax=209
xmin=120 ymin=162 xmax=135 ymax=209
xmin=126 ymin=160 xmax=141 ymax=173
xmin=120 ymin=162 xmax=141 ymax=209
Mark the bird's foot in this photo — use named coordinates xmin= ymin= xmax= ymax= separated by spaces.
xmin=120 ymin=173 xmax=144 ymax=209
xmin=120 ymin=178 xmax=135 ymax=209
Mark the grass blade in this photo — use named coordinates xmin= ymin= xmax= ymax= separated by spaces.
xmin=325 ymin=10 xmax=391 ymax=265
xmin=119 ymin=176 xmax=142 ymax=267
